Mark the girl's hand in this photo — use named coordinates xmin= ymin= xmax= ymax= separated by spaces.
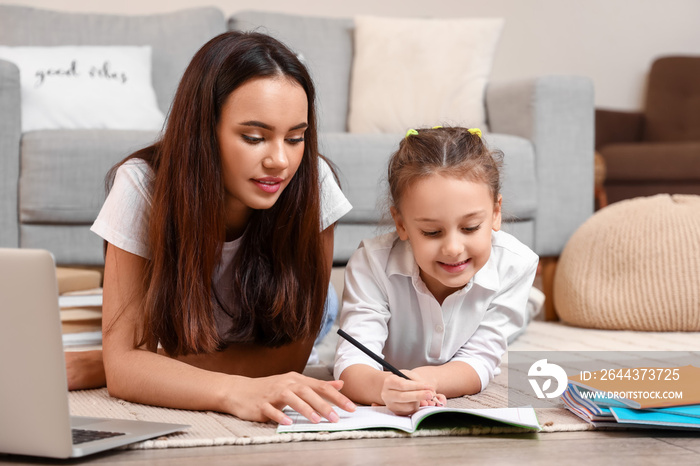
xmin=227 ymin=371 xmax=356 ymax=425
xmin=379 ymin=369 xmax=441 ymax=416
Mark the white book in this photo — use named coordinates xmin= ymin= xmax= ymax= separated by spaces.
xmin=58 ymin=293 xmax=102 ymax=309
xmin=62 ymin=331 xmax=102 ymax=347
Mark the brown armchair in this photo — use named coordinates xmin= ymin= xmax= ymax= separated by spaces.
xmin=595 ymin=56 xmax=700 ymax=204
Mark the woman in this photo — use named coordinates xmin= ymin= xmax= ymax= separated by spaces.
xmin=67 ymin=31 xmax=355 ymax=426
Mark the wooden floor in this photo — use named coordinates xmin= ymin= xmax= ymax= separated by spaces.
xmin=3 ymin=430 xmax=700 ymax=465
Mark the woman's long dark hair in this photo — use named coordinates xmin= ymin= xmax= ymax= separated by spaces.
xmin=109 ymin=31 xmax=329 ymax=356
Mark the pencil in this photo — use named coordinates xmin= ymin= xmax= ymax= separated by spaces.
xmin=337 ymin=329 xmax=444 ymax=407
xmin=337 ymin=328 xmax=409 ymax=379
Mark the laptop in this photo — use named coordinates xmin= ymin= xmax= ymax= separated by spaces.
xmin=0 ymin=248 xmax=189 ymax=458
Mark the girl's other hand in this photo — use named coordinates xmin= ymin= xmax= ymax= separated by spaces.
xmin=227 ymin=372 xmax=356 ymax=425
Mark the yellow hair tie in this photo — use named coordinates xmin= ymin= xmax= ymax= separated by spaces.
xmin=432 ymin=125 xmax=443 ymax=129
xmin=468 ymin=128 xmax=482 ymax=138
xmin=405 ymin=128 xmax=419 ymax=138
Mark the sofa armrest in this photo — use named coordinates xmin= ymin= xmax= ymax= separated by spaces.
xmin=0 ymin=59 xmax=21 ymax=247
xmin=595 ymin=108 xmax=644 ymax=150
xmin=486 ymin=76 xmax=594 ymax=257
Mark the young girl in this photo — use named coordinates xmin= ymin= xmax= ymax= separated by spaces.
xmin=334 ymin=127 xmax=539 ymax=415
xmin=65 ymin=31 xmax=356 ymax=426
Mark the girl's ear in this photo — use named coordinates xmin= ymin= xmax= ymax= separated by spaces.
xmin=492 ymin=194 xmax=503 ymax=232
xmin=390 ymin=206 xmax=409 ymax=241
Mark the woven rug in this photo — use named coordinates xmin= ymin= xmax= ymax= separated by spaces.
xmin=68 ymin=377 xmax=585 ymax=450
xmin=68 ymin=321 xmax=700 ymax=449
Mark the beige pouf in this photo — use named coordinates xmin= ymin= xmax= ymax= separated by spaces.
xmin=554 ymin=194 xmax=700 ymax=331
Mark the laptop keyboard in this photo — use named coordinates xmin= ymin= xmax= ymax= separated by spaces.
xmin=72 ymin=428 xmax=126 ymax=445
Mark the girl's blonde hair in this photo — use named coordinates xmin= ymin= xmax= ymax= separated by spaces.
xmin=388 ymin=127 xmax=503 ymax=210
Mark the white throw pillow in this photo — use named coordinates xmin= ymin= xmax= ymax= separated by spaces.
xmin=0 ymin=46 xmax=165 ymax=132
xmin=348 ymin=16 xmax=504 ymax=134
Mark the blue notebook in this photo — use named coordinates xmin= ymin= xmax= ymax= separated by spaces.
xmin=611 ymin=407 xmax=700 ymax=428
xmin=648 ymin=405 xmax=700 ymax=419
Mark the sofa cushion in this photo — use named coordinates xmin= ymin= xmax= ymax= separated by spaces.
xmin=19 ymin=130 xmax=158 ymax=224
xmin=0 ymin=5 xmax=226 ymax=113
xmin=0 ymin=45 xmax=165 ymax=132
xmin=490 ymin=134 xmax=537 ymax=221
xmin=20 ymin=224 xmax=105 ymax=266
xmin=644 ymin=56 xmax=700 ymax=143
xmin=229 ymin=11 xmax=353 ymax=133
xmin=347 ymin=16 xmax=503 ymax=134
xmin=601 ymin=142 xmax=700 ymax=181
xmin=319 ymin=132 xmax=537 ymax=225
xmin=0 ymin=58 xmax=21 ymax=247
xmin=320 ymin=133 xmax=399 ymax=224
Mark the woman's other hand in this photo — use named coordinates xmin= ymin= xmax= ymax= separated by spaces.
xmin=225 ymin=372 xmax=356 ymax=425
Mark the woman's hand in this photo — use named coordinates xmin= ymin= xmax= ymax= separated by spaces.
xmin=226 ymin=371 xmax=356 ymax=425
xmin=379 ymin=369 xmax=444 ymax=416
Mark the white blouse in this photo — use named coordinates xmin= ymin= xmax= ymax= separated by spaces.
xmin=334 ymin=230 xmax=538 ymax=391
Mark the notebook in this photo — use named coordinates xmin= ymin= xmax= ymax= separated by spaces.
xmin=0 ymin=248 xmax=189 ymax=459
xmin=278 ymin=405 xmax=541 ymax=433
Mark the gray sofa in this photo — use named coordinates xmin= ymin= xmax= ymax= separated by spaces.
xmin=0 ymin=5 xmax=594 ymax=267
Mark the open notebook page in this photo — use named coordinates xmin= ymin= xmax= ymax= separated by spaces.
xmin=279 ymin=406 xmax=414 ymax=433
xmin=277 ymin=405 xmax=540 ymax=433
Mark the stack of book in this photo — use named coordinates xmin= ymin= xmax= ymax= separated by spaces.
xmin=563 ymin=366 xmax=700 ymax=430
xmin=57 ymin=267 xmax=103 ymax=347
